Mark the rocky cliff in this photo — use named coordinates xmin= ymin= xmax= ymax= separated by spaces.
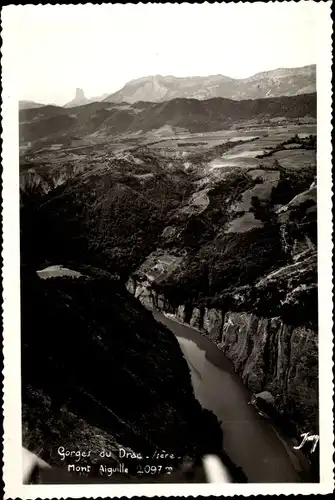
xmin=104 ymin=65 xmax=316 ymax=104
xmin=64 ymin=88 xmax=108 ymax=108
xmin=127 ymin=175 xmax=318 ymax=442
xmin=127 ymin=279 xmax=318 ymax=440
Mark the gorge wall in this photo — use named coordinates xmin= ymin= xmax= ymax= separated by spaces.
xmin=125 ymin=165 xmax=318 ymax=449
xmin=126 ymin=276 xmax=318 ymax=441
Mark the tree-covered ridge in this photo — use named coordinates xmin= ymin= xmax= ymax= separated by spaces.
xmin=20 ymin=93 xmax=316 ymax=145
xmin=20 ymin=150 xmax=194 ymax=278
xmin=149 ymin=156 xmax=317 ymax=329
xmin=21 ymin=149 xmax=249 ymax=481
xmin=22 ymin=274 xmax=219 ymax=457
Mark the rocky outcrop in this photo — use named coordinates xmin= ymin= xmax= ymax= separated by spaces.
xmin=189 ymin=307 xmax=203 ymax=330
xmin=64 ymin=88 xmax=91 ymax=108
xmin=203 ymin=308 xmax=223 ymax=342
xmin=276 ymin=184 xmax=317 ymax=259
xmin=176 ymin=305 xmax=187 ymax=323
xmin=250 ymin=391 xmax=276 ymax=419
xmin=205 ymin=308 xmax=317 ymax=436
xmin=218 ymin=312 xmax=318 ymax=437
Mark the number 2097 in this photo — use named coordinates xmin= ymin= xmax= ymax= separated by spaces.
xmin=137 ymin=465 xmax=172 ymax=475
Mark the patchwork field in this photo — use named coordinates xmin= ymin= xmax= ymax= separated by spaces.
xmin=20 ymin=109 xmax=318 ymax=483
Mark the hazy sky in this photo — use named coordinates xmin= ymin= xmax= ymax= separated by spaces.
xmin=4 ymin=2 xmax=321 ymax=105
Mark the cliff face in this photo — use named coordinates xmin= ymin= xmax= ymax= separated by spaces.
xmin=103 ymin=65 xmax=316 ymax=103
xmin=127 ymin=178 xmax=318 ymax=440
xmin=126 ymin=280 xmax=318 ymax=439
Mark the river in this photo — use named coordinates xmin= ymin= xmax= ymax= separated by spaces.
xmin=153 ymin=311 xmax=306 ymax=483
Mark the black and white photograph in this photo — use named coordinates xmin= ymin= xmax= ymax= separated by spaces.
xmin=2 ymin=2 xmax=333 ymax=497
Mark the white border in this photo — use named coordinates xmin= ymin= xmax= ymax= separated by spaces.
xmin=2 ymin=3 xmax=334 ymax=497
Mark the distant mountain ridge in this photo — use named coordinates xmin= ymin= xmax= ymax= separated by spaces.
xmin=20 ymin=91 xmax=110 ymax=111
xmin=19 ymin=100 xmax=48 ymax=110
xmin=19 ymin=93 xmax=317 ymax=147
xmin=20 ymin=65 xmax=316 ymax=111
xmin=103 ymin=65 xmax=316 ymax=104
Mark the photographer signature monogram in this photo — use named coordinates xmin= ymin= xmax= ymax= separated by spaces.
xmin=293 ymin=432 xmax=319 ymax=454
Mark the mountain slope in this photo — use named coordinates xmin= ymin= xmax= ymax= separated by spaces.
xmin=104 ymin=65 xmax=316 ymax=104
xmin=126 ymin=137 xmax=318 ymax=445
xmin=22 ymin=272 xmax=225 ymax=471
xmin=19 ymin=100 xmax=47 ymax=110
xmin=19 ymin=93 xmax=317 ymax=147
xmin=21 ymin=161 xmax=248 ymax=482
xmin=20 ymin=148 xmax=193 ymax=277
xmin=20 ymin=128 xmax=318 ymax=477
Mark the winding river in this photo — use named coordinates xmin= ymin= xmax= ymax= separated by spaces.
xmin=153 ymin=311 xmax=307 ymax=483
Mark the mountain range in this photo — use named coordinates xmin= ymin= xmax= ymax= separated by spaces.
xmin=19 ymin=64 xmax=316 ymax=111
xmin=19 ymin=93 xmax=316 ymax=147
xmin=103 ymin=65 xmax=316 ymax=104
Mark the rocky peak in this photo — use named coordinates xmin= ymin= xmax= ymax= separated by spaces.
xmin=75 ymin=88 xmax=85 ymax=100
xmin=64 ymin=88 xmax=90 ymax=108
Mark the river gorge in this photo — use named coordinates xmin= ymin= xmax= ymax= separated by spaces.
xmin=154 ymin=312 xmax=301 ymax=482
xmin=153 ymin=310 xmax=315 ymax=483
xmin=18 ymin=86 xmax=320 ymax=487
xmin=126 ymin=276 xmax=318 ymax=482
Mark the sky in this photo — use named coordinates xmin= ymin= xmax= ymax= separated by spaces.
xmin=3 ymin=2 xmax=322 ymax=106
